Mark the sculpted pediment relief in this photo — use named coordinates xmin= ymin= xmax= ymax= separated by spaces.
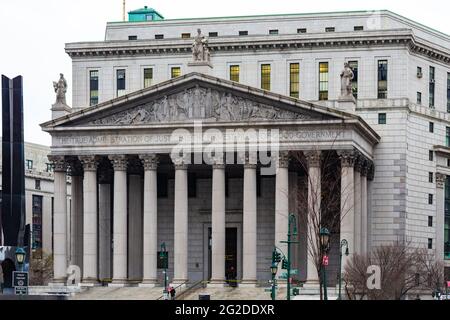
xmin=85 ymin=86 xmax=333 ymax=126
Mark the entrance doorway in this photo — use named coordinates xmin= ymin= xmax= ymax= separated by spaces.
xmin=207 ymin=227 xmax=238 ymax=285
xmin=1 ymin=258 xmax=16 ymax=288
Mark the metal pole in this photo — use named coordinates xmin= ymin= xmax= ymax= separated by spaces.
xmin=271 ymin=273 xmax=276 ymax=300
xmin=323 ymin=264 xmax=328 ymax=300
xmin=338 ymin=248 xmax=342 ymax=300
xmin=287 ymin=219 xmax=291 ymax=301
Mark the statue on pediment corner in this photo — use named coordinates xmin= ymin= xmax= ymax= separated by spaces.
xmin=192 ymin=29 xmax=211 ymax=63
xmin=53 ymin=73 xmax=68 ymax=105
xmin=340 ymin=62 xmax=354 ymax=98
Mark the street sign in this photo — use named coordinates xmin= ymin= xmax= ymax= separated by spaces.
xmin=13 ymin=271 xmax=29 ymax=295
xmin=322 ymin=255 xmax=329 ymax=266
xmin=279 ymin=272 xmax=288 ymax=279
xmin=290 ymin=269 xmax=298 ymax=275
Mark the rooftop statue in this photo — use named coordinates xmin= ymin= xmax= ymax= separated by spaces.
xmin=53 ymin=73 xmax=68 ymax=105
xmin=192 ymin=29 xmax=210 ymax=63
xmin=340 ymin=63 xmax=354 ymax=98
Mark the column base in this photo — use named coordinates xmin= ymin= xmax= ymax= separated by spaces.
xmin=138 ymin=280 xmax=159 ymax=288
xmin=48 ymin=281 xmax=67 ymax=287
xmin=80 ymin=281 xmax=100 ymax=288
xmin=239 ymin=280 xmax=257 ymax=288
xmin=108 ymin=279 xmax=130 ymax=287
xmin=207 ymin=279 xmax=226 ymax=288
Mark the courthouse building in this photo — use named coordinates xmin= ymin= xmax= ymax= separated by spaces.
xmin=41 ymin=8 xmax=450 ymax=287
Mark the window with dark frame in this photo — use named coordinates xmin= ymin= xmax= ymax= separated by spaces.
xmin=354 ymin=26 xmax=364 ymax=31
xmin=429 ymin=150 xmax=434 ymax=161
xmin=377 ymin=60 xmax=388 ymax=99
xmin=116 ymin=69 xmax=126 ymax=97
xmin=155 ymin=34 xmax=164 ymax=39
xmin=89 ymin=70 xmax=99 ymax=106
xmin=429 ymin=172 xmax=434 ymax=183
xmin=171 ymin=67 xmax=181 ymax=79
xmin=181 ymin=33 xmax=191 ymax=39
xmin=325 ymin=27 xmax=335 ymax=32
xmin=261 ymin=64 xmax=271 ymax=91
xmin=35 ymin=179 xmax=41 ymax=190
xmin=297 ymin=28 xmax=307 ymax=33
xmin=144 ymin=68 xmax=153 ymax=88
xmin=378 ymin=113 xmax=387 ymax=125
xmin=429 ymin=122 xmax=434 ymax=133
xmin=26 ymin=159 xmax=33 ymax=170
xmin=269 ymin=29 xmax=279 ymax=35
xmin=319 ymin=62 xmax=329 ymax=101
xmin=46 ymin=163 xmax=54 ymax=172
xmin=417 ymin=92 xmax=422 ymax=104
xmin=128 ymin=35 xmax=137 ymax=40
xmin=289 ymin=63 xmax=300 ymax=98
xmin=429 ymin=66 xmax=435 ymax=108
xmin=348 ymin=61 xmax=358 ymax=99
xmin=239 ymin=31 xmax=248 ymax=36
xmin=428 ymin=216 xmax=433 ymax=227
xmin=428 ymin=238 xmax=433 ymax=249
xmin=230 ymin=65 xmax=240 ymax=83
xmin=447 ymin=127 xmax=450 ymax=147
xmin=429 ymin=194 xmax=434 ymax=205
xmin=209 ymin=32 xmax=218 ymax=37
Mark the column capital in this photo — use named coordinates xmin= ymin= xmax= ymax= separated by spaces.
xmin=79 ymin=155 xmax=99 ymax=172
xmin=48 ymin=155 xmax=67 ymax=173
xmin=173 ymin=157 xmax=189 ymax=170
xmin=139 ymin=154 xmax=159 ymax=171
xmin=304 ymin=150 xmax=321 ymax=168
xmin=109 ymin=155 xmax=128 ymax=171
xmin=275 ymin=151 xmax=290 ymax=169
xmin=436 ymin=172 xmax=446 ymax=189
xmin=354 ymin=152 xmax=366 ymax=173
xmin=241 ymin=152 xmax=258 ymax=169
xmin=212 ymin=155 xmax=226 ymax=169
xmin=338 ymin=150 xmax=357 ymax=168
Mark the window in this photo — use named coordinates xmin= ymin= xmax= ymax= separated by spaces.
xmin=128 ymin=35 xmax=137 ymax=40
xmin=325 ymin=27 xmax=335 ymax=32
xmin=26 ymin=159 xmax=33 ymax=170
xmin=209 ymin=32 xmax=218 ymax=37
xmin=378 ymin=113 xmax=387 ymax=125
xmin=157 ymin=173 xmax=168 ymax=198
xmin=116 ymin=69 xmax=126 ymax=97
xmin=35 ymin=179 xmax=41 ymax=190
xmin=89 ymin=70 xmax=99 ymax=106
xmin=429 ymin=122 xmax=434 ymax=133
xmin=448 ymin=159 xmax=450 ymax=167
xmin=289 ymin=63 xmax=300 ymax=98
xmin=155 ymin=34 xmax=164 ymax=39
xmin=377 ymin=60 xmax=388 ymax=99
xmin=319 ymin=62 xmax=329 ymax=101
xmin=171 ymin=67 xmax=181 ymax=79
xmin=447 ymin=127 xmax=450 ymax=147
xmin=297 ymin=28 xmax=307 ymax=33
xmin=447 ymin=73 xmax=450 ymax=112
xmin=354 ymin=26 xmax=364 ymax=31
xmin=445 ymin=176 xmax=450 ymax=259
xmin=429 ymin=66 xmax=435 ymax=108
xmin=230 ymin=65 xmax=240 ymax=83
xmin=428 ymin=238 xmax=433 ymax=249
xmin=417 ymin=92 xmax=422 ymax=104
xmin=261 ymin=64 xmax=271 ymax=91
xmin=181 ymin=33 xmax=191 ymax=39
xmin=144 ymin=68 xmax=153 ymax=88
xmin=429 ymin=194 xmax=434 ymax=205
xmin=348 ymin=61 xmax=358 ymax=99
xmin=429 ymin=172 xmax=434 ymax=183
xmin=417 ymin=67 xmax=423 ymax=78
xmin=269 ymin=29 xmax=279 ymax=35
xmin=188 ymin=173 xmax=197 ymax=198
xmin=32 ymin=195 xmax=43 ymax=257
xmin=428 ymin=216 xmax=433 ymax=227
xmin=239 ymin=31 xmax=248 ymax=36
xmin=46 ymin=163 xmax=54 ymax=173
xmin=429 ymin=150 xmax=434 ymax=161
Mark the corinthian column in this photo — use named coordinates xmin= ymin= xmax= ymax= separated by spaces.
xmin=338 ymin=150 xmax=356 ymax=269
xmin=304 ymin=150 xmax=321 ymax=285
xmin=209 ymin=157 xmax=226 ymax=287
xmin=109 ymin=155 xmax=128 ymax=286
xmin=436 ymin=173 xmax=446 ymax=264
xmin=360 ymin=162 xmax=369 ymax=256
xmin=354 ymin=155 xmax=362 ymax=255
xmin=79 ymin=155 xmax=99 ymax=284
xmin=173 ymin=158 xmax=189 ymax=285
xmin=139 ymin=155 xmax=159 ymax=287
xmin=241 ymin=153 xmax=258 ymax=287
xmin=48 ymin=156 xmax=68 ymax=283
xmin=275 ymin=152 xmax=289 ymax=280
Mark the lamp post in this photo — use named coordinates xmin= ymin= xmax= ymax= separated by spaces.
xmin=270 ymin=260 xmax=278 ymax=300
xmin=337 ymin=239 xmax=349 ymax=300
xmin=280 ymin=214 xmax=298 ymax=301
xmin=319 ymin=228 xmax=330 ymax=300
xmin=15 ymin=247 xmax=26 ymax=272
xmin=160 ymin=242 xmax=168 ymax=300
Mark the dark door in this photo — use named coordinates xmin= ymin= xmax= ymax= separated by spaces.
xmin=207 ymin=227 xmax=238 ymax=283
xmin=1 ymin=258 xmax=16 ymax=288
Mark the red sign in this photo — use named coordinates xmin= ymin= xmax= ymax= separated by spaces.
xmin=447 ymin=281 xmax=450 ymax=288
xmin=322 ymin=255 xmax=329 ymax=266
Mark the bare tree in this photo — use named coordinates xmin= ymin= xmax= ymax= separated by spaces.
xmin=29 ymin=250 xmax=53 ymax=286
xmin=343 ymin=242 xmax=445 ymax=300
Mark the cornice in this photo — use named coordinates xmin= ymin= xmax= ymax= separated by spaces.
xmin=65 ymin=30 xmax=450 ymax=65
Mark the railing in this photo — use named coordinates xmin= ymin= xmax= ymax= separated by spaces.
xmin=175 ymin=280 xmax=206 ymax=300
xmin=156 ymin=280 xmax=190 ymax=300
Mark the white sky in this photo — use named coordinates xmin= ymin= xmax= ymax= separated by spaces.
xmin=0 ymin=0 xmax=449 ymax=146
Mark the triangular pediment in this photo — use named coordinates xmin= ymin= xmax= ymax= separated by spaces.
xmin=42 ymin=73 xmax=351 ymax=130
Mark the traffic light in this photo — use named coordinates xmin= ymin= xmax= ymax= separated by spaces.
xmin=282 ymin=259 xmax=289 ymax=270
xmin=274 ymin=251 xmax=281 ymax=263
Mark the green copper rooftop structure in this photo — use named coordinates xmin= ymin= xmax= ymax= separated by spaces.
xmin=128 ymin=6 xmax=164 ymax=22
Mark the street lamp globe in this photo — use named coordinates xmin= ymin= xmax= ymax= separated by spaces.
xmin=320 ymin=227 xmax=330 ymax=252
xmin=15 ymin=247 xmax=26 ymax=265
xmin=271 ymin=262 xmax=278 ymax=276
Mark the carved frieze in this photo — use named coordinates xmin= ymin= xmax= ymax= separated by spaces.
xmin=89 ymin=86 xmax=315 ymax=126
